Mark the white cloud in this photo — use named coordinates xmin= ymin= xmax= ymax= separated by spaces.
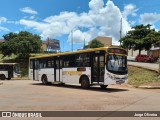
xmin=122 ymin=4 xmax=138 ymax=19
xmin=20 ymin=7 xmax=38 ymax=15
xmin=20 ymin=0 xmax=132 ymax=45
xmin=0 ymin=27 xmax=9 ymax=31
xmin=0 ymin=17 xmax=7 ymax=24
xmin=140 ymin=13 xmax=160 ymax=24
xmin=89 ymin=0 xmax=104 ymax=14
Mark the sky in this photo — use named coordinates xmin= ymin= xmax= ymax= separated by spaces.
xmin=0 ymin=0 xmax=160 ymax=52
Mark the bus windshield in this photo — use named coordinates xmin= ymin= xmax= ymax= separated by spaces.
xmin=107 ymin=54 xmax=127 ymax=74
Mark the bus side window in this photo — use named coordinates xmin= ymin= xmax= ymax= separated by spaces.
xmin=76 ymin=53 xmax=90 ymax=67
xmin=63 ymin=55 xmax=75 ymax=67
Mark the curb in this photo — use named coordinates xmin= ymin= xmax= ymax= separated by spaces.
xmin=138 ymin=86 xmax=160 ymax=89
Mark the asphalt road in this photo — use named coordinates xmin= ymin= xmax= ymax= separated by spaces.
xmin=0 ymin=80 xmax=160 ymax=120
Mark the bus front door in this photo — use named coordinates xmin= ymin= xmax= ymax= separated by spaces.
xmin=92 ymin=55 xmax=105 ymax=83
xmin=55 ymin=58 xmax=62 ymax=82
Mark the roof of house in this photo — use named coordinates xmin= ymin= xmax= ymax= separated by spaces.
xmin=0 ymin=39 xmax=4 ymax=43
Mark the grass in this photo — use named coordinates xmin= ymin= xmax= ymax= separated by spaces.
xmin=128 ymin=66 xmax=160 ymax=87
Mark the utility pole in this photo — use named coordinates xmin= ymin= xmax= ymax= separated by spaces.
xmin=83 ymin=38 xmax=85 ymax=49
xmin=71 ymin=30 xmax=73 ymax=51
xmin=47 ymin=37 xmax=49 ymax=53
xmin=120 ymin=18 xmax=122 ymax=45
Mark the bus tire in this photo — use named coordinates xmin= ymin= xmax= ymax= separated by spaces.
xmin=7 ymin=78 xmax=11 ymax=80
xmin=0 ymin=74 xmax=6 ymax=80
xmin=100 ymin=85 xmax=108 ymax=89
xmin=42 ymin=75 xmax=49 ymax=85
xmin=80 ymin=76 xmax=90 ymax=89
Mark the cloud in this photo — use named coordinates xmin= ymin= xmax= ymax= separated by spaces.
xmin=20 ymin=0 xmax=132 ymax=45
xmin=140 ymin=13 xmax=160 ymax=24
xmin=0 ymin=17 xmax=7 ymax=24
xmin=0 ymin=27 xmax=9 ymax=31
xmin=20 ymin=7 xmax=38 ymax=15
xmin=122 ymin=4 xmax=138 ymax=19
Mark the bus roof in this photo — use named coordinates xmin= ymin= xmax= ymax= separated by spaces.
xmin=0 ymin=63 xmax=18 ymax=65
xmin=30 ymin=47 xmax=126 ymax=59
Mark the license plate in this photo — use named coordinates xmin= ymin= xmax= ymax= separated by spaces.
xmin=116 ymin=80 xmax=125 ymax=84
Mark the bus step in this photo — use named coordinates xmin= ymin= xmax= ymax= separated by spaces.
xmin=52 ymin=82 xmax=64 ymax=85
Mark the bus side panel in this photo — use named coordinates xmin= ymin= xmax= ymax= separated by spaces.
xmin=62 ymin=67 xmax=91 ymax=84
xmin=62 ymin=68 xmax=76 ymax=84
xmin=38 ymin=68 xmax=55 ymax=82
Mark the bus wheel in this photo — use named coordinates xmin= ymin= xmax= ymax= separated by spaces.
xmin=81 ymin=76 xmax=90 ymax=89
xmin=100 ymin=85 xmax=108 ymax=89
xmin=7 ymin=78 xmax=11 ymax=80
xmin=42 ymin=75 xmax=49 ymax=85
xmin=0 ymin=74 xmax=6 ymax=80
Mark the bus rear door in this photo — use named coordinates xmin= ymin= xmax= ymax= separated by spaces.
xmin=55 ymin=57 xmax=63 ymax=82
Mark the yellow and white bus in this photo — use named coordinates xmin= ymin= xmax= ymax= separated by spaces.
xmin=29 ymin=47 xmax=128 ymax=88
xmin=0 ymin=63 xmax=21 ymax=80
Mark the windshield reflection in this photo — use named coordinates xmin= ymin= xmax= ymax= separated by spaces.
xmin=107 ymin=54 xmax=127 ymax=74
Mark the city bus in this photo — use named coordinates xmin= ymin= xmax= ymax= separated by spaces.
xmin=29 ymin=47 xmax=128 ymax=89
xmin=0 ymin=63 xmax=21 ymax=80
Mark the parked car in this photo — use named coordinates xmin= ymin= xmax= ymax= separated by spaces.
xmin=127 ymin=56 xmax=136 ymax=61
xmin=135 ymin=54 xmax=154 ymax=62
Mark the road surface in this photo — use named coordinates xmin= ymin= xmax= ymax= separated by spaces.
xmin=0 ymin=80 xmax=160 ymax=120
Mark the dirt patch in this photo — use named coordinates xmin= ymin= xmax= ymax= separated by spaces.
xmin=141 ymin=81 xmax=160 ymax=87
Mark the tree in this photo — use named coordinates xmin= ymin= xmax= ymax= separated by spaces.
xmin=0 ymin=31 xmax=42 ymax=58
xmin=119 ymin=24 xmax=160 ymax=54
xmin=87 ymin=39 xmax=104 ymax=48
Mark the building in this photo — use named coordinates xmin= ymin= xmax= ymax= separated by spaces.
xmin=150 ymin=47 xmax=160 ymax=58
xmin=89 ymin=36 xmax=112 ymax=47
xmin=128 ymin=49 xmax=148 ymax=57
xmin=0 ymin=39 xmax=4 ymax=43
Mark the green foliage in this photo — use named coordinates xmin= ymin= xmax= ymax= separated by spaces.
xmin=120 ymin=24 xmax=160 ymax=54
xmin=0 ymin=31 xmax=42 ymax=59
xmin=88 ymin=39 xmax=104 ymax=48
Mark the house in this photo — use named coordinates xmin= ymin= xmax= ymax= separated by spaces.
xmin=128 ymin=49 xmax=148 ymax=57
xmin=150 ymin=47 xmax=160 ymax=58
xmin=0 ymin=39 xmax=4 ymax=43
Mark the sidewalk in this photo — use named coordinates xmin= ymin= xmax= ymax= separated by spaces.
xmin=128 ymin=61 xmax=159 ymax=72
